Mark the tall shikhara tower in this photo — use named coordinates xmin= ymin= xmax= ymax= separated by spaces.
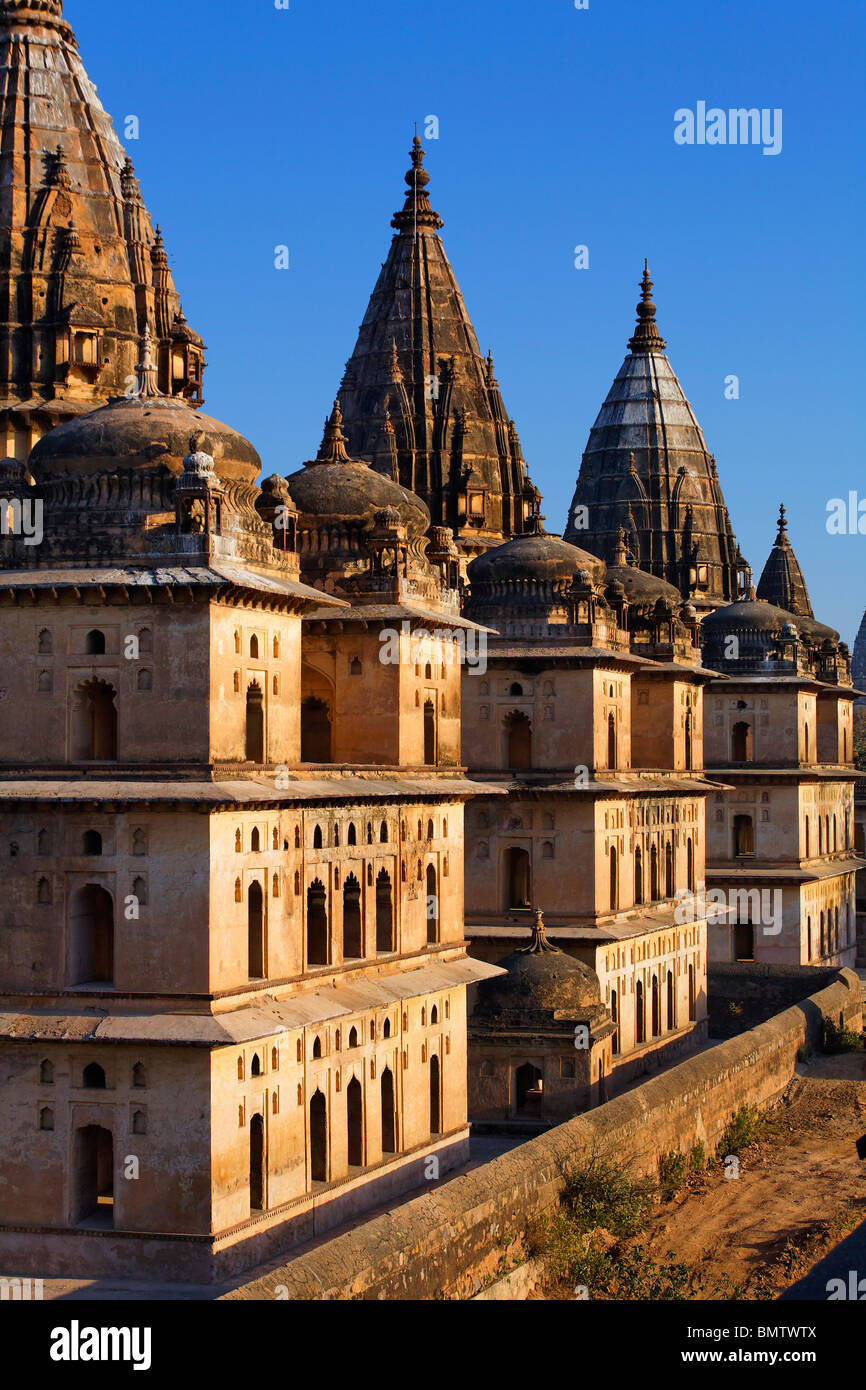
xmin=564 ymin=263 xmax=746 ymax=610
xmin=0 ymin=0 xmax=205 ymax=460
xmin=335 ymin=138 xmax=540 ymax=557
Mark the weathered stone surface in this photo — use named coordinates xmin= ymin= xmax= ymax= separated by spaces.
xmin=0 ymin=0 xmax=205 ymax=461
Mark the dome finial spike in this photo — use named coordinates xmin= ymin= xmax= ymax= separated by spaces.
xmin=628 ymin=259 xmax=666 ymax=354
xmin=133 ymin=322 xmax=161 ymax=400
xmin=314 ymin=398 xmax=351 ymax=465
xmin=391 ymin=134 xmax=443 ymax=234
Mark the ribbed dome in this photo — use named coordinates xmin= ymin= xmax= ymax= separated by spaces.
xmin=28 ymin=395 xmax=261 ymax=484
xmin=473 ymin=930 xmax=602 ymax=1031
xmin=563 ymin=263 xmax=742 ymax=608
xmin=285 ymin=401 xmax=430 ymax=537
xmin=469 ymin=530 xmax=605 ymax=586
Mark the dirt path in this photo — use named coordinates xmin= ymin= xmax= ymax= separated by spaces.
xmin=637 ymin=1065 xmax=866 ymax=1298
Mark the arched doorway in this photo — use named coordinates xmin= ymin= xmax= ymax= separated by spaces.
xmin=665 ymin=842 xmax=674 ymax=897
xmin=666 ymin=970 xmax=675 ymax=1029
xmin=74 ymin=1124 xmax=113 ymax=1226
xmin=684 ymin=712 xmax=693 ymax=769
xmin=307 ymin=879 xmax=329 ymax=966
xmin=73 ymin=680 xmax=118 ymax=761
xmin=309 ymin=1090 xmax=327 ymax=1183
xmin=426 ymin=863 xmax=438 ymax=943
xmin=246 ymin=682 xmax=264 ymax=762
xmin=734 ymin=815 xmax=754 ymax=857
xmin=651 ymin=975 xmax=660 ymax=1036
xmin=69 ymin=885 xmax=114 ymax=986
xmin=381 ymin=1067 xmax=396 ymax=1154
xmin=607 ymin=713 xmax=617 ymax=769
xmin=650 ymin=845 xmax=659 ymax=900
xmin=347 ymin=1077 xmax=363 ymax=1167
xmin=248 ymin=881 xmax=264 ymax=978
xmin=301 ymin=697 xmax=331 ymax=762
xmin=609 ymin=846 xmax=618 ymax=911
xmin=506 ymin=846 xmax=531 ymax=909
xmin=731 ymin=722 xmax=753 ymax=762
xmin=375 ymin=870 xmax=394 ymax=952
xmin=515 ymin=1062 xmax=542 ymax=1118
xmin=249 ymin=1113 xmax=265 ymax=1211
xmin=423 ymin=700 xmax=437 ymax=765
xmin=429 ymin=1054 xmax=441 ymax=1134
xmin=735 ymin=920 xmax=755 ymax=961
xmin=505 ymin=712 xmax=532 ymax=769
xmin=634 ymin=847 xmax=643 ymax=904
xmin=635 ymin=980 xmax=645 ymax=1043
xmin=343 ymin=874 xmax=362 ymax=959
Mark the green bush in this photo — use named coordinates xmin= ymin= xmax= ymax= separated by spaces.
xmin=823 ymin=1018 xmax=864 ymax=1054
xmin=716 ymin=1103 xmax=765 ymax=1159
xmin=658 ymin=1148 xmax=689 ymax=1201
xmin=689 ymin=1141 xmax=706 ymax=1173
xmin=558 ymin=1153 xmax=655 ymax=1237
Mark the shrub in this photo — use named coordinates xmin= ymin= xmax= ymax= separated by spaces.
xmin=689 ymin=1141 xmax=706 ymax=1173
xmin=823 ymin=1018 xmax=864 ymax=1054
xmin=559 ymin=1153 xmax=655 ymax=1237
xmin=716 ymin=1103 xmax=765 ymax=1159
xmin=658 ymin=1148 xmax=689 ymax=1201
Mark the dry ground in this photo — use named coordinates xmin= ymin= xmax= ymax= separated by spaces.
xmin=536 ymin=1050 xmax=866 ymax=1300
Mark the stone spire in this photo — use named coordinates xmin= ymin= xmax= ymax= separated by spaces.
xmin=564 ymin=262 xmax=745 ymax=610
xmin=755 ymin=503 xmax=814 ymax=618
xmin=329 ymin=138 xmax=537 ymax=556
xmin=0 ymin=0 xmax=205 ymax=460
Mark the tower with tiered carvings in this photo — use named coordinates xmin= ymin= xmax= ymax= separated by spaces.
xmin=0 ymin=0 xmax=205 ymax=462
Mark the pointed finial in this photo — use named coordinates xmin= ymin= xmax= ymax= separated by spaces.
xmin=151 ymin=225 xmax=168 ymax=269
xmin=776 ymin=502 xmax=788 ymax=540
xmin=627 ymin=260 xmax=666 ymax=354
xmin=518 ymin=908 xmax=561 ymax=956
xmin=314 ymin=399 xmax=352 ymax=465
xmin=391 ymin=137 xmax=443 ymax=233
xmin=134 ymin=323 xmax=161 ymax=399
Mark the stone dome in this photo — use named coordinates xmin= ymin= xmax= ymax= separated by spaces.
xmin=285 ymin=402 xmax=430 ymax=538
xmin=28 ymin=394 xmax=261 ymax=485
xmin=468 ymin=530 xmax=605 ymax=587
xmin=604 ymin=563 xmax=682 ymax=608
xmin=702 ymin=597 xmax=837 ymax=643
xmin=472 ymin=916 xmax=603 ymax=1031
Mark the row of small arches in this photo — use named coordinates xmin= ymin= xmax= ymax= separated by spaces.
xmin=234 ymin=818 xmax=449 ymax=854
xmin=39 ymin=1060 xmax=146 ymax=1088
xmin=235 ymin=632 xmax=281 ymax=659
xmin=37 ymin=628 xmax=154 ymax=657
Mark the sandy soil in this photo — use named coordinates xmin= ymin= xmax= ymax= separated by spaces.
xmin=537 ymin=1051 xmax=866 ymax=1300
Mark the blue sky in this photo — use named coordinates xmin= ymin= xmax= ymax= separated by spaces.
xmin=74 ymin=0 xmax=865 ymax=645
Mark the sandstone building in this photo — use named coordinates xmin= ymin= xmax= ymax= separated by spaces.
xmin=0 ymin=280 xmax=498 ymax=1277
xmin=700 ymin=508 xmax=863 ymax=968
xmin=459 ymin=522 xmax=720 ymax=1119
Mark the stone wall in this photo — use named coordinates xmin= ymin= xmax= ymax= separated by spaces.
xmin=708 ymin=963 xmax=843 ymax=1039
xmin=224 ymin=969 xmax=862 ymax=1301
